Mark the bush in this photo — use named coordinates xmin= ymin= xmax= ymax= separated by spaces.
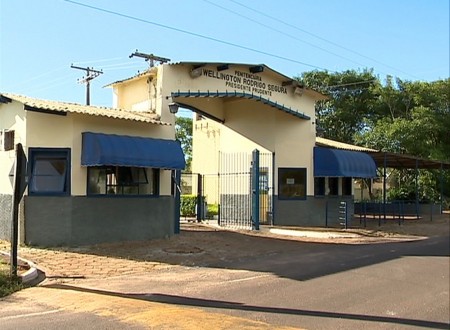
xmin=180 ymin=195 xmax=197 ymax=217
xmin=387 ymin=187 xmax=416 ymax=201
xmin=207 ymin=204 xmax=219 ymax=218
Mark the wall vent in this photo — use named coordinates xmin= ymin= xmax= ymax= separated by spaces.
xmin=0 ymin=129 xmax=15 ymax=151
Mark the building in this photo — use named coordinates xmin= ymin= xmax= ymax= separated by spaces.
xmin=0 ymin=92 xmax=184 ymax=246
xmin=155 ymin=62 xmax=376 ymax=228
xmin=1 ymin=60 xmax=382 ymax=247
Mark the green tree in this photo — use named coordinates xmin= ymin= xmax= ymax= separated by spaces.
xmin=298 ymin=69 xmax=379 ymax=144
xmin=357 ymin=79 xmax=450 ymax=160
xmin=175 ymin=116 xmax=193 ymax=171
xmin=300 ymin=69 xmax=449 ymax=202
xmin=355 ymin=78 xmax=450 ymax=202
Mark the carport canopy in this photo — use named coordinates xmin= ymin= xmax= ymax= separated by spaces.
xmin=367 ymin=151 xmax=450 ymax=170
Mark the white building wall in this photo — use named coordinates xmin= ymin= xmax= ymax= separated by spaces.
xmin=0 ymin=100 xmax=26 ymax=194
xmin=24 ymin=110 xmax=173 ymax=196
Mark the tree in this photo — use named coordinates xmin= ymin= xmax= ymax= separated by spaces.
xmin=175 ymin=116 xmax=193 ymax=171
xmin=297 ymin=69 xmax=379 ymax=144
xmin=300 ymin=68 xmax=449 ymax=203
xmin=355 ymin=78 xmax=450 ymax=202
xmin=356 ymin=79 xmax=450 ymax=160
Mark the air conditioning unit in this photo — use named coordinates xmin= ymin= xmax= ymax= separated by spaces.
xmin=0 ymin=129 xmax=15 ymax=151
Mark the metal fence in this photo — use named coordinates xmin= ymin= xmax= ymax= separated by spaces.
xmin=354 ymin=200 xmax=442 ymax=226
xmin=219 ymin=152 xmax=253 ymax=229
xmin=181 ymin=150 xmax=273 ymax=230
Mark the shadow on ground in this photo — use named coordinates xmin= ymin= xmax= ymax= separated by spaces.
xmin=1 ymin=215 xmax=449 ymax=283
xmin=43 ymin=284 xmax=450 ymax=329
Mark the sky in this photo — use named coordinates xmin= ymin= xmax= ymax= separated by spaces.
xmin=0 ymin=0 xmax=449 ymax=116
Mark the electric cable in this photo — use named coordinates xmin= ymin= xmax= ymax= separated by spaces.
xmin=62 ymin=0 xmax=329 ymax=71
xmin=228 ymin=0 xmax=420 ymax=79
xmin=202 ymin=0 xmax=369 ymax=69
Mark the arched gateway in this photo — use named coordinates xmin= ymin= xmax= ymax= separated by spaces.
xmin=109 ymin=62 xmax=377 ymax=229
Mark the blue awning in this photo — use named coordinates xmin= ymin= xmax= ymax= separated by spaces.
xmin=314 ymin=147 xmax=377 ymax=178
xmin=81 ymin=132 xmax=185 ymax=170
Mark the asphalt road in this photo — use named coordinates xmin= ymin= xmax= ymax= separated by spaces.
xmin=1 ymin=235 xmax=449 ymax=329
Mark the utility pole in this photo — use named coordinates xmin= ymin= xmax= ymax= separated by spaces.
xmin=129 ymin=50 xmax=170 ymax=67
xmin=70 ymin=65 xmax=103 ymax=105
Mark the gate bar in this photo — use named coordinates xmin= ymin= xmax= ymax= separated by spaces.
xmin=252 ymin=149 xmax=260 ymax=230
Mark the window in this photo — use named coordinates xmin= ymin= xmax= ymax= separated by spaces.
xmin=328 ymin=177 xmax=339 ymax=196
xmin=259 ymin=168 xmax=269 ymax=194
xmin=314 ymin=177 xmax=325 ymax=196
xmin=342 ymin=177 xmax=352 ymax=196
xmin=87 ymin=166 xmax=159 ymax=196
xmin=0 ymin=129 xmax=15 ymax=151
xmin=278 ymin=168 xmax=307 ymax=200
xmin=29 ymin=148 xmax=71 ymax=195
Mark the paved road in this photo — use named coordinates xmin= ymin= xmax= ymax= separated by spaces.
xmin=1 ymin=233 xmax=449 ymax=329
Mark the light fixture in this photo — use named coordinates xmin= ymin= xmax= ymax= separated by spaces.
xmin=168 ymin=102 xmax=179 ymax=114
xmin=294 ymin=86 xmax=304 ymax=95
xmin=249 ymin=65 xmax=264 ymax=73
xmin=217 ymin=64 xmax=229 ymax=71
xmin=282 ymin=80 xmax=299 ymax=87
xmin=316 ymin=125 xmax=325 ymax=137
xmin=190 ymin=67 xmax=203 ymax=78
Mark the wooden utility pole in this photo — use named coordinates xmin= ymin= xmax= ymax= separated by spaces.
xmin=70 ymin=65 xmax=103 ymax=105
xmin=129 ymin=50 xmax=170 ymax=67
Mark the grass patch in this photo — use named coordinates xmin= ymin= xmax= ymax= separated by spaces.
xmin=0 ymin=258 xmax=23 ymax=298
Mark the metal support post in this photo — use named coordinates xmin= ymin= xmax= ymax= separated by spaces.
xmin=415 ymin=159 xmax=419 ymax=219
xmin=172 ymin=170 xmax=182 ymax=234
xmin=251 ymin=149 xmax=260 ymax=230
xmin=196 ymin=174 xmax=203 ymax=222
xmin=383 ymin=153 xmax=387 ymax=222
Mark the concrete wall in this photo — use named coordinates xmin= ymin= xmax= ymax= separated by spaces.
xmin=0 ymin=100 xmax=26 ymax=195
xmin=1 ymin=100 xmax=175 ymax=198
xmin=0 ymin=194 xmax=11 ymax=240
xmin=354 ymin=201 xmax=443 ymax=217
xmin=113 ymin=73 xmax=158 ymax=113
xmin=24 ymin=195 xmax=175 ymax=247
xmin=0 ymin=194 xmax=25 ymax=243
xmin=274 ymin=196 xmax=355 ymax=228
xmin=171 ymin=63 xmax=320 ymax=198
xmin=25 ymin=110 xmax=174 ymax=196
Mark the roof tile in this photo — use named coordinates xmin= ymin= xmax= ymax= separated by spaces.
xmin=1 ymin=93 xmax=169 ymax=125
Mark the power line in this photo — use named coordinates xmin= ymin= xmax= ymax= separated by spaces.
xmin=71 ymin=56 xmax=126 ymax=65
xmin=62 ymin=0 xmax=329 ymax=71
xmin=202 ymin=0 xmax=369 ymax=69
xmin=129 ymin=50 xmax=171 ymax=67
xmin=228 ymin=0 xmax=420 ymax=80
xmin=70 ymin=64 xmax=103 ymax=105
xmin=4 ymin=65 xmax=67 ymax=90
xmin=323 ymin=79 xmax=378 ymax=89
xmin=29 ymin=75 xmax=75 ymax=94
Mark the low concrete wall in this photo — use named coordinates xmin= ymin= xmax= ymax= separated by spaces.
xmin=0 ymin=194 xmax=12 ymax=240
xmin=24 ymin=196 xmax=175 ymax=247
xmin=220 ymin=194 xmax=251 ymax=221
xmin=354 ymin=202 xmax=442 ymax=217
xmin=274 ymin=196 xmax=354 ymax=228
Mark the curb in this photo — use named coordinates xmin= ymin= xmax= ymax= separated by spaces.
xmin=0 ymin=250 xmax=39 ymax=284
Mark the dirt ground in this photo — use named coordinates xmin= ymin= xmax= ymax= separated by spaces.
xmin=0 ymin=213 xmax=448 ymax=277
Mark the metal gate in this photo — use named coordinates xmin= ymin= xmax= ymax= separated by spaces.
xmin=181 ymin=150 xmax=273 ymax=230
xmin=219 ymin=149 xmax=273 ymax=229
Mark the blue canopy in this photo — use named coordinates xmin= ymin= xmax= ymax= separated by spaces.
xmin=81 ymin=132 xmax=185 ymax=170
xmin=314 ymin=147 xmax=377 ymax=178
